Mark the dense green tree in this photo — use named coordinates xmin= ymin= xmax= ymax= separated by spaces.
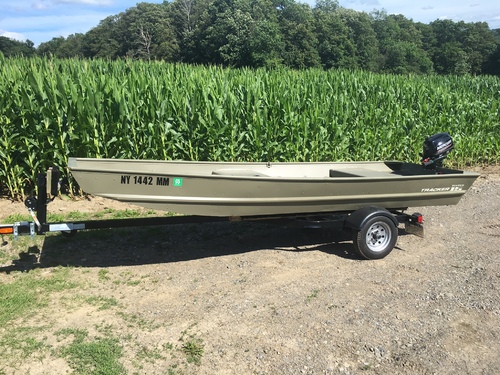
xmin=27 ymin=0 xmax=500 ymax=75
xmin=38 ymin=34 xmax=85 ymax=58
xmin=314 ymin=4 xmax=379 ymax=71
xmin=434 ymin=42 xmax=470 ymax=75
xmin=170 ymin=0 xmax=212 ymax=62
xmin=216 ymin=6 xmax=254 ymax=66
xmin=483 ymin=29 xmax=500 ymax=75
xmin=275 ymin=0 xmax=320 ymax=68
xmin=118 ymin=2 xmax=179 ymax=60
xmin=57 ymin=34 xmax=85 ymax=58
xmin=372 ymin=12 xmax=433 ymax=74
xmin=82 ymin=15 xmax=123 ymax=58
xmin=415 ymin=22 xmax=436 ymax=54
xmin=338 ymin=9 xmax=379 ymax=71
xmin=462 ymin=22 xmax=497 ymax=74
xmin=80 ymin=3 xmax=179 ymax=61
xmin=37 ymin=37 xmax=66 ymax=57
xmin=0 ymin=36 xmax=35 ymax=57
xmin=246 ymin=0 xmax=283 ymax=67
xmin=190 ymin=0 xmax=234 ymax=64
xmin=193 ymin=0 xmax=282 ymax=67
xmin=429 ymin=20 xmax=497 ymax=75
xmin=314 ymin=1 xmax=356 ymax=69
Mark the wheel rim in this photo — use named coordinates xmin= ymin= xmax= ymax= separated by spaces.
xmin=365 ymin=221 xmax=392 ymax=253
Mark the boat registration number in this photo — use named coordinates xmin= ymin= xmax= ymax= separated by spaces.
xmin=120 ymin=175 xmax=183 ymax=187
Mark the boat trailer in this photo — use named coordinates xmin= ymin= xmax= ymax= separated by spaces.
xmin=1 ymin=167 xmax=424 ymax=260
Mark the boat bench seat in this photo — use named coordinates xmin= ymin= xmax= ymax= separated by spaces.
xmin=329 ymin=170 xmax=362 ymax=177
xmin=212 ymin=169 xmax=269 ymax=177
xmin=330 ymin=168 xmax=400 ymax=178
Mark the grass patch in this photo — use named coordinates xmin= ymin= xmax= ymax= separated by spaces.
xmin=179 ymin=328 xmax=204 ymax=366
xmin=1 ymin=213 xmax=31 ymax=223
xmin=110 ymin=271 xmax=144 ymax=286
xmin=1 ymin=207 xmax=163 ymax=226
xmin=0 ymin=326 xmax=50 ymax=360
xmin=0 ymin=269 xmax=77 ymax=368
xmin=66 ymin=211 xmax=90 ymax=221
xmin=136 ymin=346 xmax=165 ymax=363
xmin=306 ymin=289 xmax=319 ymax=303
xmin=56 ymin=328 xmax=126 ymax=375
xmin=181 ymin=337 xmax=204 ymax=365
xmin=85 ymin=296 xmax=119 ymax=310
xmin=108 ymin=209 xmax=142 ymax=219
xmin=98 ymin=269 xmax=111 ymax=282
xmin=116 ymin=311 xmax=160 ymax=331
xmin=0 ymin=267 xmax=77 ymax=326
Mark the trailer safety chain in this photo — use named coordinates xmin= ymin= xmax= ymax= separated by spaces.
xmin=28 ymin=208 xmax=41 ymax=230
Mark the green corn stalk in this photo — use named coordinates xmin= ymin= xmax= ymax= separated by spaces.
xmin=0 ymin=57 xmax=499 ymax=199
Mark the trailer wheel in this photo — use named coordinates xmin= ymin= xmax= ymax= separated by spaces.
xmin=352 ymin=216 xmax=397 ymax=260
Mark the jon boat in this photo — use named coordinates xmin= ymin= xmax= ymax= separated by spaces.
xmin=1 ymin=133 xmax=480 ymax=260
xmin=68 ymin=134 xmax=479 ymax=218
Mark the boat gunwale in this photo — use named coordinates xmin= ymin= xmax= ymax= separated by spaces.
xmin=68 ymin=158 xmax=480 ymax=180
xmin=69 ymin=157 xmax=395 ymax=167
xmin=67 ymin=166 xmax=480 ymax=182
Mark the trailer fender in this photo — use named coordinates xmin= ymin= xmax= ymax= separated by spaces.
xmin=344 ymin=206 xmax=398 ymax=231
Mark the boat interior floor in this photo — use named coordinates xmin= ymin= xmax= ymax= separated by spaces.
xmin=210 ymin=162 xmax=464 ymax=179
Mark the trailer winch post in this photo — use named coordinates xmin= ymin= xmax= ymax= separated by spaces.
xmin=36 ymin=172 xmax=48 ymax=234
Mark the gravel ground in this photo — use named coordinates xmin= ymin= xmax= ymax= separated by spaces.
xmin=0 ymin=166 xmax=498 ymax=374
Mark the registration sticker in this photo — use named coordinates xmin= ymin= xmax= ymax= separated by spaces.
xmin=173 ymin=177 xmax=183 ymax=187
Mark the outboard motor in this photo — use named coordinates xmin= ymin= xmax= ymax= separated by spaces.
xmin=420 ymin=132 xmax=454 ymax=169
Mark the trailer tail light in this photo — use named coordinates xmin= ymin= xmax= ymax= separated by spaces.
xmin=411 ymin=213 xmax=423 ymax=224
xmin=0 ymin=227 xmax=14 ymax=235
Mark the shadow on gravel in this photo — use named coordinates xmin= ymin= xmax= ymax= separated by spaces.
xmin=1 ymin=221 xmax=361 ymax=272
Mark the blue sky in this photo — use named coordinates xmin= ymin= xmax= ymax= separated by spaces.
xmin=1 ymin=0 xmax=499 ymax=46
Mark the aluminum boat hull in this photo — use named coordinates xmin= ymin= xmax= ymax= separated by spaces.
xmin=68 ymin=158 xmax=479 ymax=217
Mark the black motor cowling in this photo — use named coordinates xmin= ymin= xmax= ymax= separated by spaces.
xmin=420 ymin=132 xmax=454 ymax=168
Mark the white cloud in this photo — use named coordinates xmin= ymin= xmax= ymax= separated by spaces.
xmin=1 ymin=12 xmax=109 ymax=44
xmin=1 ymin=13 xmax=105 ymax=30
xmin=29 ymin=0 xmax=114 ymax=10
xmin=1 ymin=0 xmax=160 ymax=46
xmin=337 ymin=0 xmax=500 ymax=28
xmin=0 ymin=30 xmax=27 ymax=42
xmin=31 ymin=2 xmax=50 ymax=10
xmin=343 ymin=0 xmax=380 ymax=6
xmin=53 ymin=0 xmax=114 ymax=5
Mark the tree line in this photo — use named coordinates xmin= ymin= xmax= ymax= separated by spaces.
xmin=2 ymin=0 xmax=500 ymax=75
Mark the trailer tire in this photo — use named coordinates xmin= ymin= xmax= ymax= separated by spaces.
xmin=352 ymin=215 xmax=397 ymax=260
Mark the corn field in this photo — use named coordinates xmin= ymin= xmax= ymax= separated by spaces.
xmin=1 ymin=56 xmax=499 ymax=199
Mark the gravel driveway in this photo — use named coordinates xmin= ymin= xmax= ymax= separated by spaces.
xmin=0 ymin=166 xmax=498 ymax=374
